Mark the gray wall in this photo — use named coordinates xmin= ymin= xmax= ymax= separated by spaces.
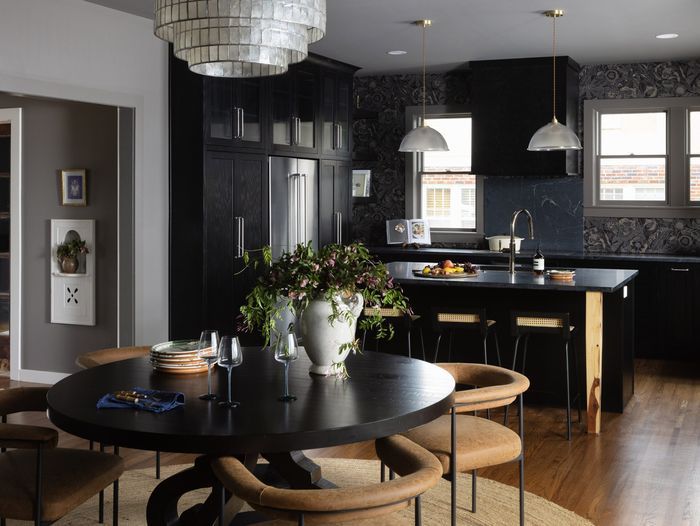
xmin=0 ymin=94 xmax=119 ymax=373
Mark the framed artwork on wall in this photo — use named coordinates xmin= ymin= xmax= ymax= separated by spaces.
xmin=60 ymin=169 xmax=87 ymax=206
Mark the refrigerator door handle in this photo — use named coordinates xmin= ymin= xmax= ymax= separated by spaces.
xmin=238 ymin=107 xmax=245 ymax=139
xmin=288 ymin=174 xmax=297 ymax=249
xmin=299 ymin=173 xmax=307 ymax=244
xmin=334 ymin=211 xmax=342 ymax=244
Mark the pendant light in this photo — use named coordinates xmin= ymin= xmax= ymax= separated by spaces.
xmin=399 ymin=20 xmax=449 ymax=152
xmin=527 ymin=10 xmax=582 ymax=151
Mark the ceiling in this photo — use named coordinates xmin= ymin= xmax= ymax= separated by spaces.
xmin=85 ymin=0 xmax=700 ymax=75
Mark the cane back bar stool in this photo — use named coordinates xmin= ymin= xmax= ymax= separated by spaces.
xmin=0 ymin=387 xmax=124 ymax=526
xmin=431 ymin=308 xmax=501 ymax=366
xmin=510 ymin=311 xmax=582 ymax=440
xmin=361 ymin=307 xmax=426 ymax=360
xmin=76 ymin=346 xmax=163 ymax=479
xmin=403 ymin=363 xmax=529 ymax=526
xmin=211 ymin=435 xmax=443 ymax=525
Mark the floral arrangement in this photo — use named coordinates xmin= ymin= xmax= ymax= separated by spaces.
xmin=56 ymin=239 xmax=89 ymax=262
xmin=240 ymin=242 xmax=410 ymax=353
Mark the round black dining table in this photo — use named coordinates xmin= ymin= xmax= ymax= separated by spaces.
xmin=47 ymin=348 xmax=454 ymax=525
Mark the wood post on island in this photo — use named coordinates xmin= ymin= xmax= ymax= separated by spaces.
xmin=585 ymin=291 xmax=603 ymax=434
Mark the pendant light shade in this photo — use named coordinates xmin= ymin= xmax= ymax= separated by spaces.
xmin=399 ymin=20 xmax=448 ymax=153
xmin=399 ymin=125 xmax=449 ymax=152
xmin=528 ymin=118 xmax=582 ymax=151
xmin=527 ymin=10 xmax=581 ymax=151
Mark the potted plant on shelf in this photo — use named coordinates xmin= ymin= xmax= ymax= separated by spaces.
xmin=240 ymin=242 xmax=410 ymax=377
xmin=56 ymin=239 xmax=89 ymax=274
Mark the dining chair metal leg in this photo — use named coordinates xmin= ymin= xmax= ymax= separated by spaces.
xmin=156 ymin=450 xmax=161 ymax=479
xmin=518 ymin=393 xmax=525 ymax=526
xmin=471 ymin=469 xmax=477 ymax=513
xmin=407 ymin=329 xmax=412 ymax=359
xmin=433 ymin=333 xmax=442 ymax=363
xmin=218 ymin=480 xmax=226 ymax=526
xmin=565 ymin=341 xmax=572 ymax=441
xmin=389 ymin=469 xmax=395 ymax=480
xmin=482 ymin=336 xmax=489 ymax=365
xmin=298 ymin=513 xmax=305 ymax=526
xmin=99 ymin=443 xmax=105 ymax=523
xmin=380 ymin=462 xmax=386 ymax=482
xmin=113 ymin=446 xmax=120 ymax=526
xmin=450 ymin=408 xmax=457 ymax=526
xmin=415 ymin=495 xmax=422 ymax=526
xmin=1 ymin=415 xmax=5 ymax=453
xmin=505 ymin=335 xmax=523 ymax=425
xmin=34 ymin=445 xmax=43 ymax=526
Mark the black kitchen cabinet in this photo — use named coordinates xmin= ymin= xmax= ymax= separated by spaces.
xmin=204 ymin=76 xmax=266 ymax=151
xmin=321 ymin=71 xmax=352 ymax=158
xmin=170 ymin=51 xmax=358 ymax=339
xmin=271 ymin=62 xmax=319 ymax=154
xmin=654 ymin=263 xmax=700 ymax=359
xmin=471 ymin=56 xmax=580 ymax=176
xmin=319 ymin=160 xmax=351 ymax=246
xmin=201 ymin=150 xmax=269 ymax=336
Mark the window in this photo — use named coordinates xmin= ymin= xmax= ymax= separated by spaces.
xmin=690 ymin=111 xmax=700 ymax=202
xmin=405 ymin=106 xmax=483 ymax=241
xmin=584 ymin=97 xmax=700 ymax=217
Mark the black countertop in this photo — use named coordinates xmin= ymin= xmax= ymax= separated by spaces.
xmin=371 ymin=246 xmax=700 ymax=264
xmin=387 ymin=261 xmax=638 ymax=293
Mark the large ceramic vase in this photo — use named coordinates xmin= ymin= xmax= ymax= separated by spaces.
xmin=300 ymin=293 xmax=363 ymax=376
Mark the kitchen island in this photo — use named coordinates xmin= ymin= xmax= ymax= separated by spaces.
xmin=387 ymin=261 xmax=639 ymax=434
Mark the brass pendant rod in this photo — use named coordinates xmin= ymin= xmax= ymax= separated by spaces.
xmin=422 ymin=21 xmax=427 ymax=124
xmin=552 ymin=13 xmax=557 ymax=122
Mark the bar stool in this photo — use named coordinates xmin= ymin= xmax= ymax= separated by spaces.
xmin=510 ymin=311 xmax=582 ymax=440
xmin=431 ymin=308 xmax=502 ymax=366
xmin=361 ymin=307 xmax=426 ymax=360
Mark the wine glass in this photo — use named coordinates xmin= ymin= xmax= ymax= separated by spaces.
xmin=274 ymin=332 xmax=299 ymax=402
xmin=197 ymin=330 xmax=219 ymax=401
xmin=217 ymin=336 xmax=243 ymax=408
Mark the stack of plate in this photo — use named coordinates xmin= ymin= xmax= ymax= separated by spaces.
xmin=150 ymin=340 xmax=209 ymax=374
xmin=547 ymin=269 xmax=576 ymax=282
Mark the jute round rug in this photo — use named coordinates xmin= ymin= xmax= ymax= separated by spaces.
xmin=45 ymin=459 xmax=592 ymax=525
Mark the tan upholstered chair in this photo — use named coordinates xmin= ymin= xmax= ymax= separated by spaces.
xmin=0 ymin=387 xmax=124 ymax=526
xmin=75 ymin=345 xmax=151 ymax=369
xmin=75 ymin=345 xmax=164 ymax=480
xmin=211 ymin=435 xmax=443 ymax=525
xmin=403 ymin=363 xmax=529 ymax=526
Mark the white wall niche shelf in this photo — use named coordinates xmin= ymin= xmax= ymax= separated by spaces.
xmin=50 ymin=219 xmax=95 ymax=326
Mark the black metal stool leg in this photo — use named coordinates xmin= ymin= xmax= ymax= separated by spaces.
xmin=113 ymin=445 xmax=120 ymax=526
xmin=380 ymin=461 xmax=386 ymax=482
xmin=572 ymin=337 xmax=582 ymax=423
xmin=506 ymin=335 xmax=522 ymax=425
xmin=482 ymin=335 xmax=489 ymax=365
xmin=407 ymin=328 xmax=412 ymax=358
xmin=99 ymin=443 xmax=104 ymax=523
xmin=433 ymin=333 xmax=442 ymax=363
xmin=565 ymin=341 xmax=572 ymax=441
xmin=447 ymin=331 xmax=453 ymax=362
xmin=419 ymin=327 xmax=426 ymax=361
xmin=361 ymin=330 xmax=367 ymax=352
xmin=493 ymin=329 xmax=502 ymax=367
xmin=156 ymin=450 xmax=161 ymax=479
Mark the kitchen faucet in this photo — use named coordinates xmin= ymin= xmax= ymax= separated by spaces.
xmin=509 ymin=209 xmax=535 ymax=274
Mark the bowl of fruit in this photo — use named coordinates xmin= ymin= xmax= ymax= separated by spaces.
xmin=413 ymin=260 xmax=479 ymax=278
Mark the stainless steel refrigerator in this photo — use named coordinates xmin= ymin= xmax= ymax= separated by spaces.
xmin=269 ymin=156 xmax=318 ymax=259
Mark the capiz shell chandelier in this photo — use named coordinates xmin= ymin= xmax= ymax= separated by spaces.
xmin=154 ymin=0 xmax=326 ymax=78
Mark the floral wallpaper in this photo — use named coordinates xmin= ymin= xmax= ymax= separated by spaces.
xmin=352 ymin=72 xmax=469 ymax=245
xmin=580 ymin=59 xmax=700 ymax=254
xmin=351 ymin=59 xmax=700 ymax=253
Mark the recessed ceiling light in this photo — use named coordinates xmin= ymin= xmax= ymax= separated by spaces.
xmin=656 ymin=33 xmax=679 ymax=39
xmin=386 ymin=50 xmax=408 ymax=55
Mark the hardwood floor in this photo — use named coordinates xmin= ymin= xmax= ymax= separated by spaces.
xmin=2 ymin=359 xmax=699 ymax=525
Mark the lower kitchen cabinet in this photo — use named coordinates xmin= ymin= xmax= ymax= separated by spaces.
xmin=319 ymin=160 xmax=351 ymax=246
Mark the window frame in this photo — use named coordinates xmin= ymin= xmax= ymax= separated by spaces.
xmin=404 ymin=104 xmax=484 ymax=243
xmin=584 ymin=97 xmax=700 ymax=218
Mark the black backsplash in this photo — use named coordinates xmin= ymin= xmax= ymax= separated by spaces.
xmin=352 ymin=59 xmax=700 ymax=253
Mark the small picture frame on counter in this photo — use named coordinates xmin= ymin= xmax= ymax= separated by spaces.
xmin=352 ymin=169 xmax=371 ymax=197
xmin=60 ymin=169 xmax=87 ymax=206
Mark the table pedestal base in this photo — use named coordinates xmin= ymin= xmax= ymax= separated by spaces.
xmin=146 ymin=451 xmax=334 ymax=526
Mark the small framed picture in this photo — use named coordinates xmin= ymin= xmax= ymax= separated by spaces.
xmin=61 ymin=169 xmax=87 ymax=206
xmin=352 ymin=169 xmax=371 ymax=198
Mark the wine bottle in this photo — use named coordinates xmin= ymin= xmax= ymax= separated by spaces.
xmin=533 ymin=243 xmax=545 ymax=276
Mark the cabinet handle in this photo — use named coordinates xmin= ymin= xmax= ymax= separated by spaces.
xmin=670 ymin=267 xmax=690 ymax=272
xmin=295 ymin=117 xmax=301 ymax=146
xmin=336 ymin=124 xmax=343 ymax=150
xmin=335 ymin=211 xmax=342 ymax=244
xmin=234 ymin=216 xmax=245 ymax=259
xmin=238 ymin=107 xmax=245 ymax=139
xmin=233 ymin=106 xmax=241 ymax=139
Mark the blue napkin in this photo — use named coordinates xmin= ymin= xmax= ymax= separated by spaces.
xmin=97 ymin=388 xmax=185 ymax=413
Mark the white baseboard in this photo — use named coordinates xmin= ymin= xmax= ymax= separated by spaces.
xmin=16 ymin=368 xmax=70 ymax=385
